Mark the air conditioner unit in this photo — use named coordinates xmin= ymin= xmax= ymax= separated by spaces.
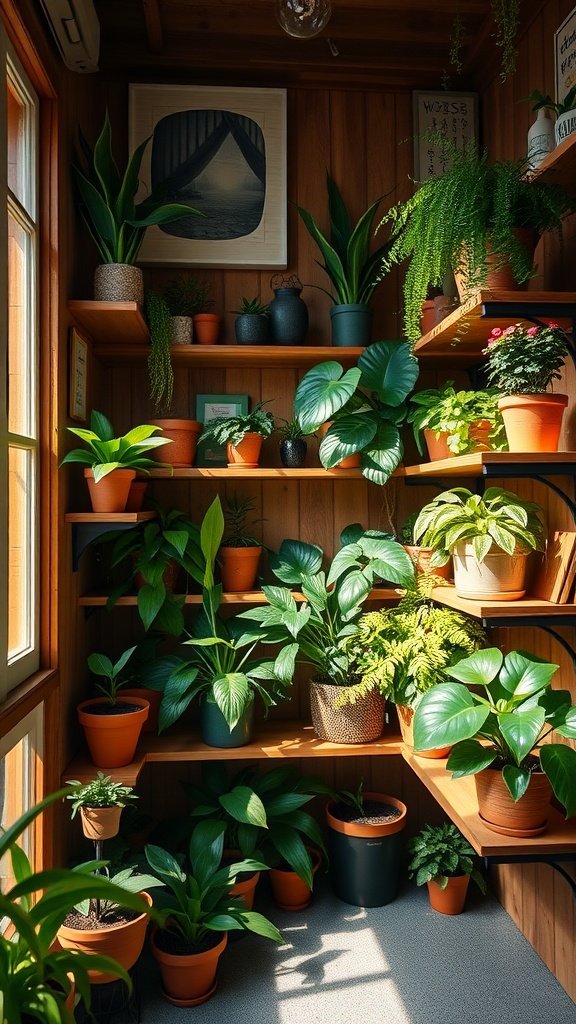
xmin=38 ymin=0 xmax=100 ymax=74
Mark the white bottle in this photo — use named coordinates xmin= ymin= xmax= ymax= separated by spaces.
xmin=527 ymin=108 xmax=555 ymax=170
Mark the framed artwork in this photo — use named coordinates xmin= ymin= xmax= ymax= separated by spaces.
xmin=69 ymin=328 xmax=89 ymax=422
xmin=195 ymin=394 xmax=249 ymax=467
xmin=129 ymin=84 xmax=287 ymax=268
xmin=555 ymin=6 xmax=576 ymax=102
xmin=412 ymin=91 xmax=478 ymax=180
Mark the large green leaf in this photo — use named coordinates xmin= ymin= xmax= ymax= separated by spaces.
xmin=219 ymin=786 xmax=268 ymax=827
xmin=201 ymin=497 xmax=224 ymax=587
xmin=357 ymin=340 xmax=419 ymax=406
xmin=158 ymin=664 xmax=201 ymax=733
xmin=327 ymin=173 xmax=352 ymax=260
xmin=318 ymin=414 xmax=378 ymax=469
xmin=540 ymin=743 xmax=576 ymax=817
xmin=296 ymin=206 xmax=349 ymax=302
xmin=137 ymin=583 xmax=166 ymax=631
xmin=447 ymin=739 xmax=497 ymax=777
xmin=445 ymin=648 xmax=504 ymax=688
xmin=499 ymin=651 xmax=558 ymax=698
xmin=499 ymin=707 xmax=545 ymax=765
xmin=360 ymin=422 xmax=404 ymax=486
xmin=294 ymin=363 xmax=361 ymax=433
xmin=336 ymin=569 xmax=371 ymax=617
xmin=269 ymin=539 xmax=323 ymax=584
xmin=502 ymin=764 xmax=531 ymax=802
xmin=271 ymin=824 xmax=314 ymax=888
xmin=232 ymin=910 xmax=283 ymax=943
xmin=413 ymin=682 xmax=491 ymax=750
xmin=212 ymin=674 xmax=251 ymax=730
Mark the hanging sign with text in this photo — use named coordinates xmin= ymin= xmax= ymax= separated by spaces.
xmin=555 ymin=6 xmax=576 ymax=102
xmin=412 ymin=91 xmax=478 ymax=180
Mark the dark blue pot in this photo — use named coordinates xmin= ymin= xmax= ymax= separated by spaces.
xmin=200 ymin=698 xmax=254 ymax=748
xmin=234 ymin=315 xmax=269 ymax=345
xmin=330 ymin=304 xmax=373 ymax=346
xmin=270 ymin=287 xmax=309 ymax=345
xmin=279 ymin=439 xmax=307 ymax=467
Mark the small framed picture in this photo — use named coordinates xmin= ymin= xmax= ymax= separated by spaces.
xmin=195 ymin=394 xmax=249 ymax=467
xmin=69 ymin=328 xmax=90 ymax=422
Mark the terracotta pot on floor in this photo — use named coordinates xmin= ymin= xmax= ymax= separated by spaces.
xmin=270 ymin=848 xmax=322 ymax=911
xmin=151 ymin=929 xmax=227 ymax=1007
xmin=84 ymin=468 xmax=135 ymax=513
xmin=427 ymin=874 xmax=470 ymax=915
xmin=498 ymin=393 xmax=568 ymax=453
xmin=58 ymin=892 xmax=153 ymax=985
xmin=225 ymin=850 xmax=261 ymax=910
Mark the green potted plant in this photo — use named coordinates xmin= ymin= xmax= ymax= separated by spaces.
xmin=277 ymin=417 xmax=308 ymax=468
xmin=413 ymin=647 xmax=576 ymax=835
xmin=400 ymin=512 xmax=451 ymax=579
xmin=407 ymin=381 xmax=507 ymax=461
xmin=351 ymin=584 xmax=485 ymax=755
xmin=297 ymin=172 xmax=392 ymax=345
xmin=219 ymin=494 xmax=263 ymax=592
xmin=233 ymin=296 xmax=270 ymax=345
xmin=380 ymin=142 xmax=575 ymax=342
xmin=293 ymin=340 xmax=419 ymax=484
xmin=164 ymin=273 xmax=213 ymax=346
xmin=77 ymin=645 xmax=150 ymax=768
xmin=66 ymin=771 xmax=137 ymax=841
xmin=199 ymin=401 xmax=275 ymax=467
xmin=407 ymin=822 xmax=486 ymax=915
xmin=238 ymin=524 xmax=415 ymax=743
xmin=528 ymin=85 xmax=576 ymax=146
xmin=72 ymin=110 xmax=194 ymax=303
xmin=413 ymin=486 xmax=545 ymax=601
xmin=483 ymin=322 xmax=569 ymax=452
xmin=61 ymin=409 xmax=172 ymax=513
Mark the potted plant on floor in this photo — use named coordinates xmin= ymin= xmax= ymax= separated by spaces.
xmin=379 ymin=141 xmax=575 ymax=342
xmin=277 ymin=418 xmax=308 ymax=468
xmin=238 ymin=525 xmax=415 ymax=743
xmin=407 ymin=382 xmax=507 ymax=461
xmin=294 ymin=340 xmax=419 ymax=484
xmin=233 ymin=296 xmax=270 ymax=344
xmin=325 ymin=782 xmax=407 ymax=907
xmin=77 ymin=646 xmax=150 ymax=768
xmin=413 ymin=647 xmax=576 ymax=835
xmin=483 ymin=321 xmax=570 ymax=452
xmin=72 ymin=111 xmax=195 ymax=303
xmin=407 ymin=822 xmax=486 ymax=915
xmin=61 ymin=410 xmax=173 ymax=513
xmin=297 ymin=173 xmax=392 ymax=345
xmin=413 ymin=486 xmax=545 ymax=601
xmin=145 ymin=821 xmax=283 ymax=1006
xmin=219 ymin=495 xmax=263 ymax=592
xmin=351 ymin=582 xmax=485 ymax=756
xmin=199 ymin=402 xmax=275 ymax=467
xmin=66 ymin=772 xmax=137 ymax=841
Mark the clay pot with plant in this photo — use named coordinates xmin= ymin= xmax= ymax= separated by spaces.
xmin=400 ymin=513 xmax=452 ymax=580
xmin=407 ymin=823 xmax=486 ymax=915
xmin=164 ymin=273 xmax=213 ymax=345
xmin=66 ymin=772 xmax=138 ymax=841
xmin=277 ymin=418 xmax=308 ymax=468
xmin=219 ymin=494 xmax=263 ymax=592
xmin=77 ymin=646 xmax=150 ymax=768
xmin=199 ymin=402 xmax=275 ymax=467
xmin=233 ymin=296 xmax=270 ymax=344
xmin=407 ymin=382 xmax=507 ymax=462
xmin=413 ymin=647 xmax=576 ymax=836
xmin=483 ymin=321 xmax=570 ymax=452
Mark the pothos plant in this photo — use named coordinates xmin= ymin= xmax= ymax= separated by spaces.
xmin=407 ymin=382 xmax=507 ymax=456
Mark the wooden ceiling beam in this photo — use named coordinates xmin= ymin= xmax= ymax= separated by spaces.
xmin=142 ymin=0 xmax=164 ymax=53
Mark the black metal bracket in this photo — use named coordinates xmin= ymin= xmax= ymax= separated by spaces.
xmin=71 ymin=522 xmax=139 ymax=571
xmin=484 ymin=853 xmax=576 ymax=900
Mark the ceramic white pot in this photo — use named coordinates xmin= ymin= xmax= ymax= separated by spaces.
xmin=527 ymin=108 xmax=555 ymax=169
xmin=453 ymin=542 xmax=529 ymax=601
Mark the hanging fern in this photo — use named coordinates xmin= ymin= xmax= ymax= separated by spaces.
xmin=146 ymin=290 xmax=174 ymax=414
xmin=491 ymin=0 xmax=522 ymax=82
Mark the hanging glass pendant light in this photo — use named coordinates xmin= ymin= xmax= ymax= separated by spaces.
xmin=275 ymin=0 xmax=332 ymax=39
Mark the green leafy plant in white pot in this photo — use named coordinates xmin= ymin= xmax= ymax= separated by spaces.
xmin=528 ymin=85 xmax=576 ymax=148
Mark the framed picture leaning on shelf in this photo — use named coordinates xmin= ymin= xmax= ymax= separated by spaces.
xmin=129 ymin=84 xmax=287 ymax=269
xmin=195 ymin=394 xmax=249 ymax=467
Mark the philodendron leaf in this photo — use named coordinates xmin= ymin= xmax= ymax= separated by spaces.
xmin=318 ymin=415 xmax=377 ymax=469
xmin=446 ymin=739 xmax=497 ymax=778
xmin=357 ymin=339 xmax=419 ymax=406
xmin=540 ymin=743 xmax=576 ymax=817
xmin=294 ymin=363 xmax=361 ymax=434
xmin=219 ymin=786 xmax=268 ymax=827
xmin=445 ymin=648 xmax=504 ymax=688
xmin=413 ymin=682 xmax=491 ymax=751
xmin=499 ymin=650 xmax=558 ymax=698
xmin=498 ymin=707 xmax=546 ymax=765
xmin=360 ymin=422 xmax=403 ymax=486
xmin=502 ymin=764 xmax=532 ymax=802
xmin=269 ymin=539 xmax=323 ymax=584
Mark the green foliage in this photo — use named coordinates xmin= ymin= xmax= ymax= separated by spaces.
xmin=483 ymin=322 xmax=569 ymax=394
xmin=60 ymin=409 xmax=172 ymax=481
xmin=145 ymin=291 xmax=174 ymax=413
xmin=407 ymin=382 xmax=507 ymax=456
xmin=380 ymin=142 xmax=575 ymax=342
xmin=73 ymin=866 xmax=163 ymax=923
xmin=413 ymin=647 xmax=576 ymax=815
xmin=527 ymin=85 xmax=576 ymax=117
xmin=233 ymin=296 xmax=270 ymax=316
xmin=66 ymin=772 xmax=137 ymax=816
xmin=407 ymin=823 xmax=486 ymax=892
xmin=413 ymin=486 xmax=545 ymax=568
xmin=200 ymin=402 xmax=275 ymax=447
xmin=72 ymin=110 xmax=195 ymax=265
xmin=238 ymin=526 xmax=415 ymax=687
xmin=87 ymin=645 xmax=137 ymax=703
xmin=222 ymin=495 xmax=262 ymax=548
xmin=491 ymin=0 xmax=522 ymax=81
xmin=144 ymin=821 xmax=283 ymax=949
xmin=294 ymin=341 xmax=419 ymax=486
xmin=164 ymin=275 xmax=213 ymax=316
xmin=350 ymin=587 xmax=485 ymax=708
xmin=296 ymin=173 xmax=392 ymax=304
xmin=336 ymin=780 xmax=366 ymax=816
xmin=277 ymin=418 xmax=306 ymax=441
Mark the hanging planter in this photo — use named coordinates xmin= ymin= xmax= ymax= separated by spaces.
xmin=79 ymin=805 xmax=123 ymax=841
xmin=326 ymin=793 xmax=407 ymax=907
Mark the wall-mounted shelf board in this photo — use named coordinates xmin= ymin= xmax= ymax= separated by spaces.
xmin=69 ymin=300 xmax=149 ymax=344
xmin=145 ymin=467 xmax=364 ymax=479
xmin=78 ymin=588 xmax=401 ymax=608
xmin=535 ymin=133 xmax=576 ymax=188
xmin=403 ymin=751 xmax=576 ymax=857
xmin=414 ymin=291 xmax=576 ymax=358
xmin=401 ymin=452 xmax=576 ymax=478
xmin=95 ymin=343 xmax=364 ymax=369
xmin=63 ymin=722 xmax=404 ymax=786
xmin=65 ymin=512 xmax=156 ymax=570
xmin=64 ymin=512 xmax=156 ymax=524
xmin=431 ymin=585 xmax=576 ymax=620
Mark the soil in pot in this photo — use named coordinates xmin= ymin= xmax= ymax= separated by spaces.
xmin=427 ymin=874 xmax=470 ymax=915
xmin=151 ymin=929 xmax=227 ymax=1007
xmin=58 ymin=893 xmax=152 ymax=985
xmin=219 ymin=545 xmax=262 ymax=591
xmin=498 ymin=393 xmax=568 ymax=453
xmin=326 ymin=793 xmax=407 ymax=907
xmin=77 ymin=697 xmax=149 ymax=768
xmin=309 ymin=679 xmax=384 ymax=744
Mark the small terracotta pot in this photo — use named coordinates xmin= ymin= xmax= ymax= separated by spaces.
xmin=193 ymin=313 xmax=221 ymax=345
xmin=226 ymin=432 xmax=263 ymax=467
xmin=498 ymin=394 xmax=568 ymax=453
xmin=149 ymin=419 xmax=202 ymax=467
xmin=397 ymin=704 xmax=452 ymax=759
xmin=220 ymin=545 xmax=262 ymax=591
xmin=475 ymin=767 xmax=552 ymax=836
xmin=427 ymin=874 xmax=470 ymax=915
xmin=225 ymin=850 xmax=260 ymax=909
xmin=270 ymin=848 xmax=322 ymax=911
xmin=125 ymin=481 xmax=148 ymax=512
xmin=80 ymin=805 xmax=123 ymax=841
xmin=58 ymin=892 xmax=152 ymax=985
xmin=84 ymin=468 xmax=135 ymax=513
xmin=403 ymin=545 xmax=452 ymax=580
xmin=424 ymin=420 xmax=492 ymax=462
xmin=309 ymin=679 xmax=384 ymax=744
xmin=77 ymin=697 xmax=149 ymax=768
xmin=121 ymin=687 xmax=162 ymax=733
xmin=420 ymin=300 xmax=436 ymax=336
xmin=151 ymin=929 xmax=227 ymax=1006
xmin=318 ymin=422 xmax=361 ymax=469
xmin=453 ymin=543 xmax=528 ymax=601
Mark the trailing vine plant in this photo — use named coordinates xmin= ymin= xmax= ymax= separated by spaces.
xmin=441 ymin=11 xmax=465 ymax=89
xmin=146 ymin=290 xmax=174 ymax=413
xmin=491 ymin=0 xmax=522 ymax=81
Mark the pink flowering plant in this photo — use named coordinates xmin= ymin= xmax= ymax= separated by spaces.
xmin=483 ymin=321 xmax=569 ymax=394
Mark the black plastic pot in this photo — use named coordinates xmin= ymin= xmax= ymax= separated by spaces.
xmin=326 ymin=793 xmax=407 ymax=907
xmin=279 ymin=438 xmax=307 ymax=467
xmin=234 ymin=314 xmax=269 ymax=345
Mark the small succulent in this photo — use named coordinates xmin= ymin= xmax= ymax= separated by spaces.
xmin=233 ymin=296 xmax=270 ymax=316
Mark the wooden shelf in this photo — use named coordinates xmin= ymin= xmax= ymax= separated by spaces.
xmin=145 ymin=466 xmax=364 ymax=479
xmin=63 ymin=722 xmax=404 ymax=786
xmin=534 ymin=133 xmax=576 ymax=188
xmin=431 ymin=584 xmax=576 ymax=620
xmin=414 ymin=290 xmax=576 ymax=358
xmin=78 ymin=587 xmax=401 ymax=607
xmin=64 ymin=512 xmax=156 ymax=524
xmin=69 ymin=300 xmax=149 ymax=345
xmin=401 ymin=451 xmax=576 ymax=478
xmin=96 ymin=342 xmax=364 ymax=369
xmin=404 ymin=751 xmax=576 ymax=857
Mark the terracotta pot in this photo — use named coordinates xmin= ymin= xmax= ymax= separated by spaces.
xmin=270 ymin=848 xmax=322 ymax=911
xmin=77 ymin=696 xmax=149 ymax=768
xmin=151 ymin=929 xmax=227 ymax=1006
xmin=424 ymin=420 xmax=492 ymax=462
xmin=64 ymin=975 xmax=76 ymax=1012
xmin=80 ymin=805 xmax=123 ymax=841
xmin=84 ymin=468 xmax=135 ymax=513
xmin=58 ymin=892 xmax=152 ymax=985
xmin=225 ymin=850 xmax=260 ymax=910
xmin=397 ymin=703 xmax=452 ymax=759
xmin=193 ymin=313 xmax=221 ymax=345
xmin=94 ymin=263 xmax=144 ymax=304
xmin=121 ymin=687 xmax=162 ymax=734
xmin=220 ymin=545 xmax=262 ymax=591
xmin=318 ymin=422 xmax=361 ymax=469
xmin=226 ymin=432 xmax=263 ymax=467
xmin=403 ymin=545 xmax=452 ymax=580
xmin=309 ymin=679 xmax=384 ymax=744
xmin=498 ymin=394 xmax=568 ymax=453
xmin=125 ymin=481 xmax=148 ymax=512
xmin=149 ymin=419 xmax=202 ymax=467
xmin=475 ymin=767 xmax=552 ymax=836
xmin=420 ymin=299 xmax=436 ymax=336
xmin=455 ymin=229 xmax=538 ymax=299
xmin=427 ymin=874 xmax=470 ymax=915
xmin=452 ymin=542 xmax=529 ymax=601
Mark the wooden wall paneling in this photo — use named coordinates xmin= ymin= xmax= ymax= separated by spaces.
xmin=365 ymin=92 xmax=402 ymax=340
xmin=223 ymin=269 xmax=262 ymax=346
xmin=553 ymin=866 xmax=576 ymax=1000
xmin=294 ymin=89 xmax=331 ymax=342
xmin=389 ymin=93 xmax=414 ymax=327
xmin=333 ymin=480 xmax=369 ymax=545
